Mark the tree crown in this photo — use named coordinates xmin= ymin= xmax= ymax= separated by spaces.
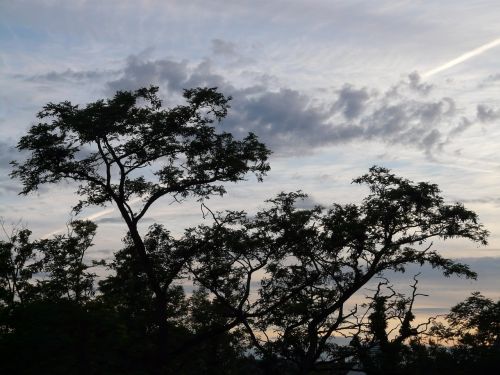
xmin=11 ymin=86 xmax=271 ymax=221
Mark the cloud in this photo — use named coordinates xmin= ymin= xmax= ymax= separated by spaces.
xmin=23 ymin=68 xmax=118 ymax=83
xmin=211 ymin=39 xmax=238 ymax=57
xmin=377 ymin=257 xmax=500 ymax=310
xmin=332 ymin=85 xmax=370 ymax=120
xmin=104 ymin=55 xmax=480 ymax=156
xmin=96 ymin=216 xmax=155 ymax=224
xmin=94 ymin=217 xmax=124 ymax=224
xmin=0 ymin=140 xmax=22 ymax=196
xmin=476 ymin=104 xmax=500 ymax=123
xmin=447 ymin=117 xmax=472 ymax=139
xmin=107 ymin=56 xmax=190 ymax=93
xmin=0 ymin=180 xmax=22 ymax=196
xmin=226 ymin=88 xmax=340 ymax=153
xmin=0 ymin=140 xmax=17 ymax=170
xmin=408 ymin=72 xmax=433 ymax=95
xmin=0 ymin=139 xmax=33 ymax=197
xmin=457 ymin=196 xmax=500 ymax=206
xmin=356 ymin=93 xmax=460 ymax=152
xmin=386 ymin=257 xmax=500 ymax=282
xmin=486 ymin=73 xmax=500 ymax=82
xmin=293 ymin=194 xmax=321 ymax=210
xmin=209 ymin=39 xmax=254 ymax=67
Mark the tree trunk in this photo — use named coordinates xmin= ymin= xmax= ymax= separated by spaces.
xmin=125 ymin=222 xmax=170 ymax=373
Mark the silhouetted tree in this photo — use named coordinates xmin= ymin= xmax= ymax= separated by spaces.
xmin=0 ymin=224 xmax=41 ymax=309
xmin=8 ymin=85 xmax=494 ymax=375
xmin=179 ymin=286 xmax=248 ymax=374
xmin=36 ymin=220 xmax=100 ymax=303
xmin=0 ymin=221 xmax=134 ymax=375
xmin=352 ymin=275 xmax=435 ymax=374
xmin=433 ymin=292 xmax=500 ymax=347
xmin=185 ymin=167 xmax=488 ymax=374
xmin=99 ymin=224 xmax=188 ymax=337
xmin=11 ymin=86 xmax=271 ymax=365
xmin=429 ymin=292 xmax=500 ymax=373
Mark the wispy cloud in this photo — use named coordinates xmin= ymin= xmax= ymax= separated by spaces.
xmin=422 ymin=37 xmax=500 ymax=78
xmin=22 ymin=68 xmax=119 ymax=83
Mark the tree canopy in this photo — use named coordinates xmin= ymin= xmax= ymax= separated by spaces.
xmin=11 ymin=86 xmax=270 ymax=213
xmin=184 ymin=166 xmax=488 ymax=374
xmin=10 ymin=86 xmax=271 ymax=370
xmin=4 ymin=86 xmax=497 ymax=374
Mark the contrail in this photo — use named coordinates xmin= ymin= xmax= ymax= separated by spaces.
xmin=422 ymin=37 xmax=500 ymax=78
xmin=42 ymin=198 xmax=142 ymax=239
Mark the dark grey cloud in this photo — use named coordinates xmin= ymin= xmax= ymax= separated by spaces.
xmin=104 ymin=55 xmax=480 ymax=156
xmin=370 ymin=257 xmax=500 ymax=310
xmin=385 ymin=257 xmax=500 ymax=283
xmin=107 ymin=55 xmax=189 ymax=93
xmin=477 ymin=104 xmax=500 ymax=123
xmin=359 ymin=97 xmax=457 ymax=151
xmin=226 ymin=88 xmax=341 ymax=152
xmin=332 ymin=85 xmax=370 ymax=120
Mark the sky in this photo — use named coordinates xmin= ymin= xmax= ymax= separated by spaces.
xmin=1 ymin=0 xmax=500 ymax=314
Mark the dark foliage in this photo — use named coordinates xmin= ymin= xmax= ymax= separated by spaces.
xmin=184 ymin=167 xmax=487 ymax=374
xmin=3 ymin=87 xmax=497 ymax=374
xmin=10 ymin=86 xmax=270 ymax=371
